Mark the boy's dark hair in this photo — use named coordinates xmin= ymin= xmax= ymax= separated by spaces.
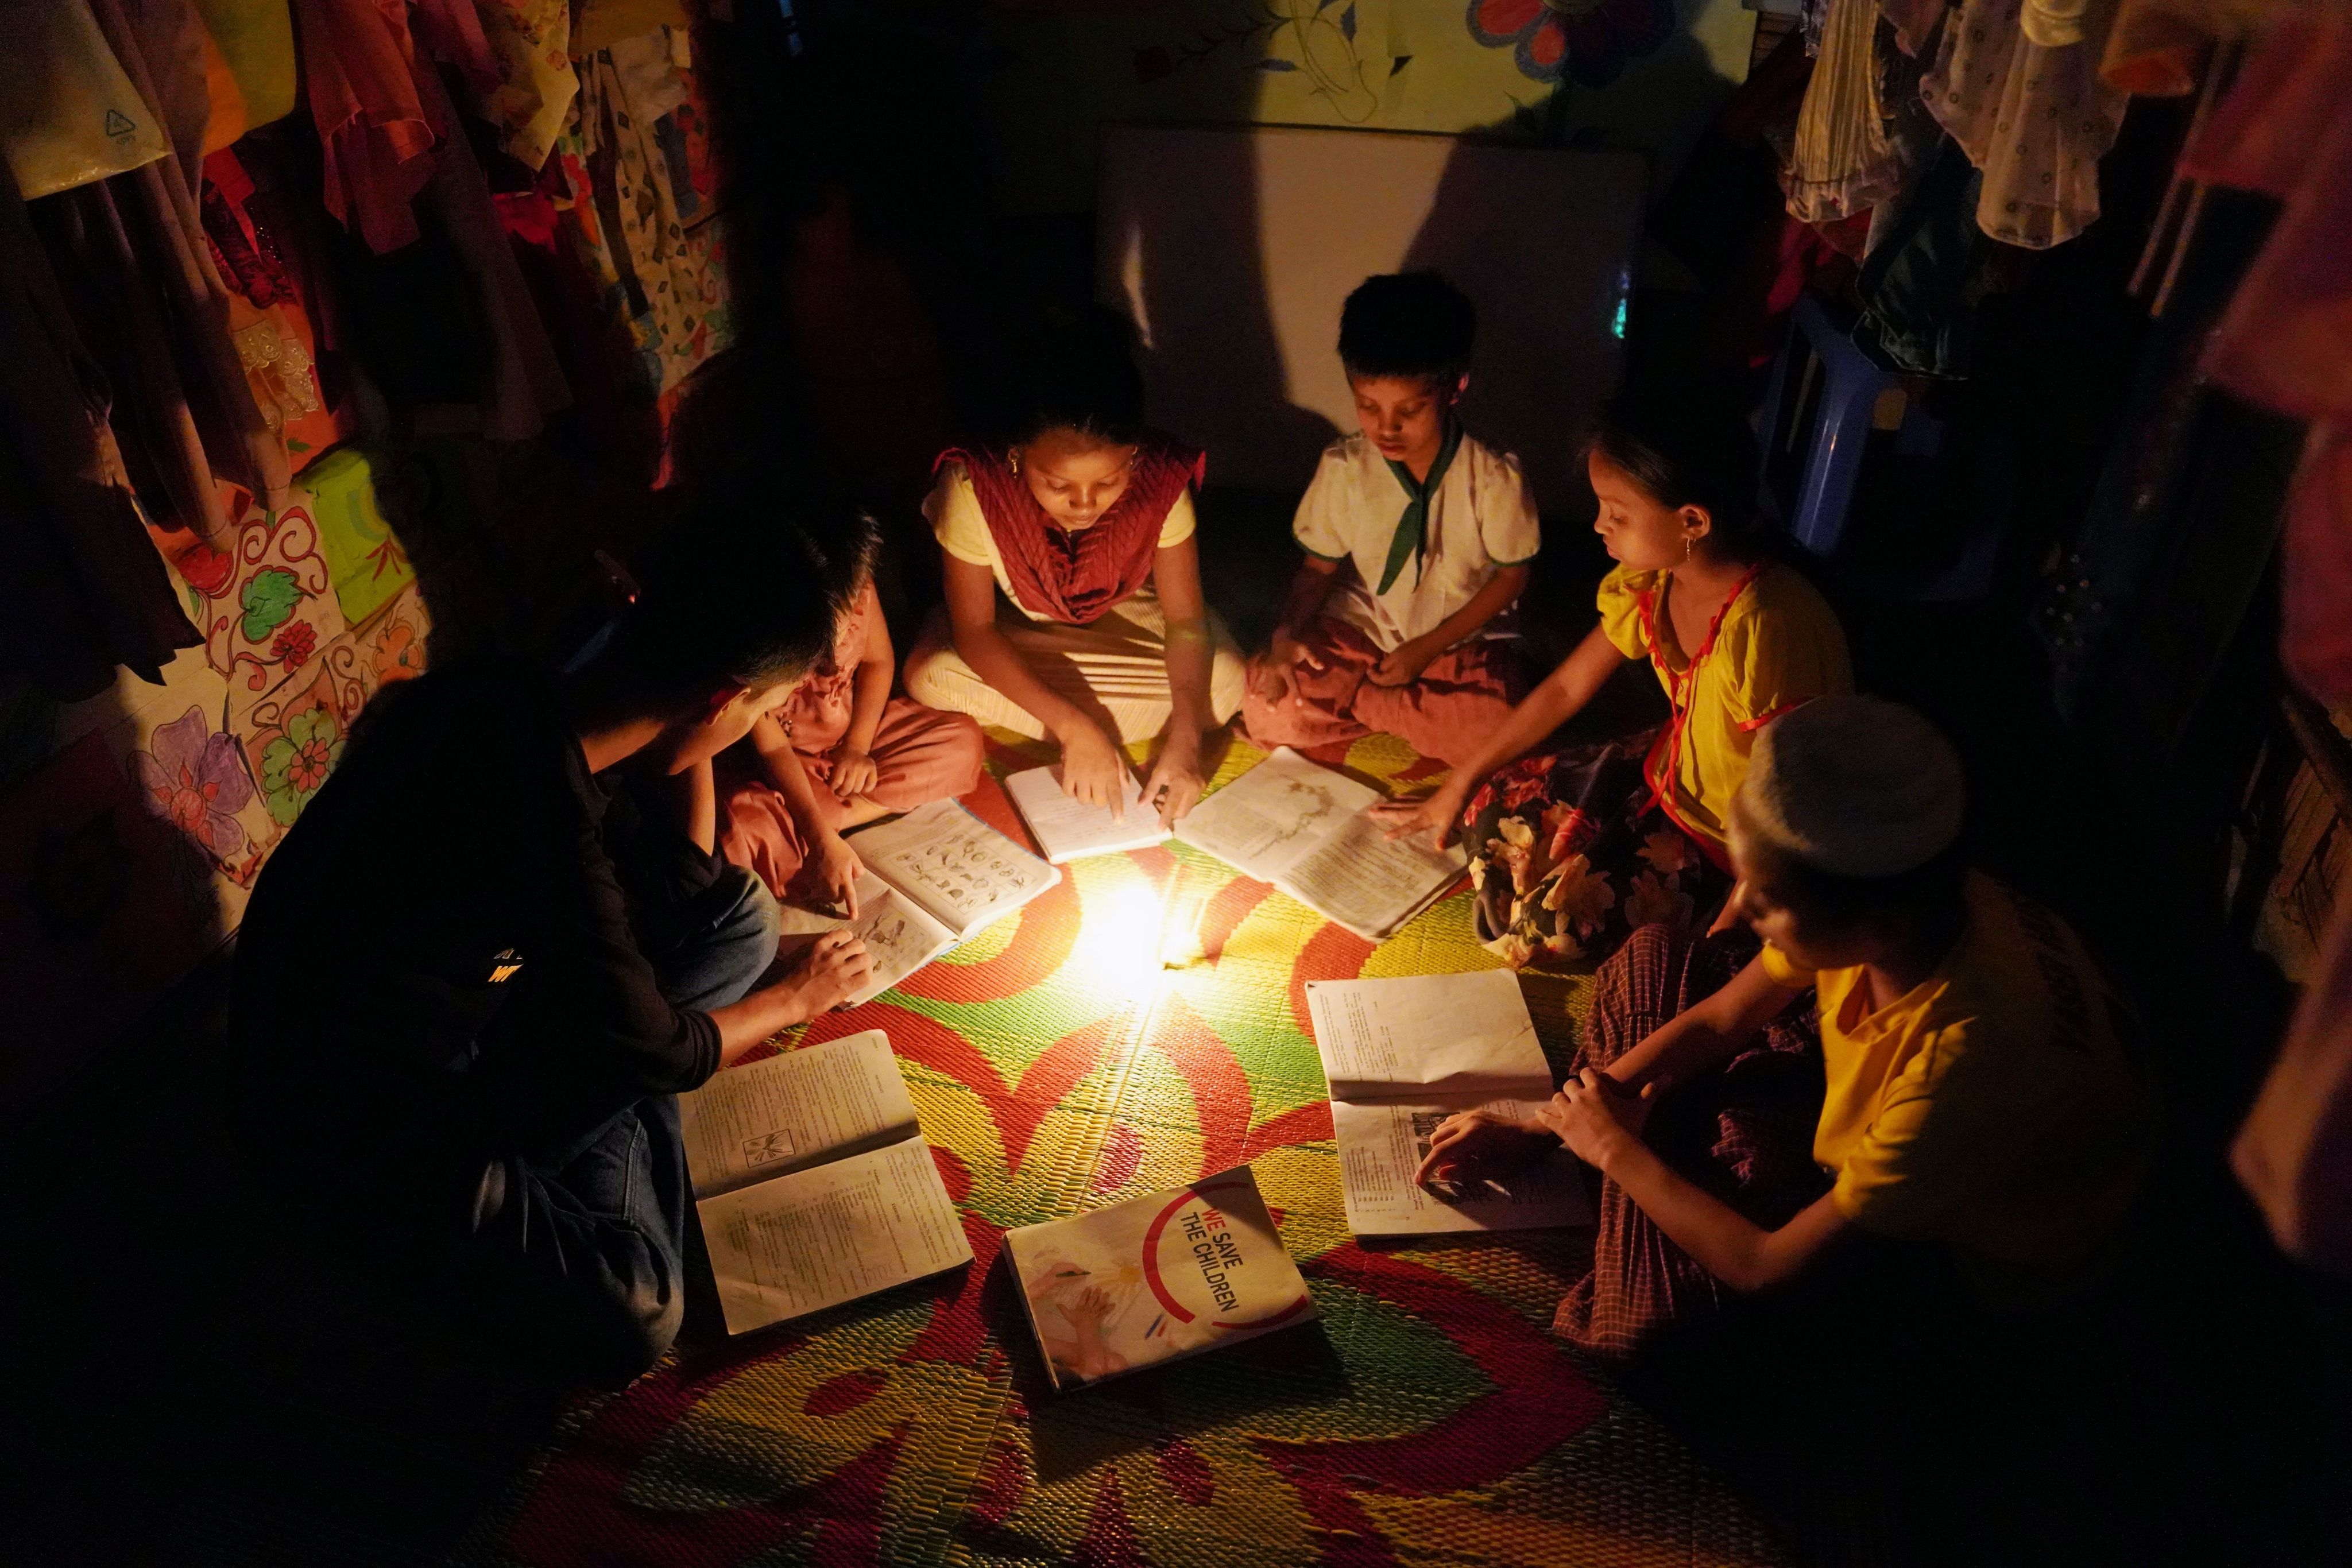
xmin=1009 ymin=308 xmax=1147 ymax=448
xmin=1582 ymin=394 xmax=1767 ymax=552
xmin=609 ymin=472 xmax=877 ymax=702
xmin=1339 ymin=272 xmax=1477 ymax=385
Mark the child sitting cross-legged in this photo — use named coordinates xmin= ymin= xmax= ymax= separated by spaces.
xmin=1416 ymin=697 xmax=2156 ymax=1364
xmin=1242 ymin=271 xmax=1539 ymax=768
xmin=903 ymin=315 xmax=1247 ymax=827
xmin=1372 ymin=393 xmax=1850 ymax=967
xmin=719 ymin=551 xmax=985 ymax=913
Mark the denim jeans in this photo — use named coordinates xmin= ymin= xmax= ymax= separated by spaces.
xmin=457 ymin=865 xmax=779 ymax=1385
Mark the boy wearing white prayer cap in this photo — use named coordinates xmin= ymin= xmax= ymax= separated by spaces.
xmin=1417 ymin=695 xmax=2154 ymax=1358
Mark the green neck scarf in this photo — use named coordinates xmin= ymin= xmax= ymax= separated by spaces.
xmin=1378 ymin=421 xmax=1463 ymax=595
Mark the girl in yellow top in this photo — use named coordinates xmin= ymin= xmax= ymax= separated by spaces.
xmin=1376 ymin=397 xmax=1851 ymax=967
xmin=1416 ymin=698 xmax=2153 ymax=1361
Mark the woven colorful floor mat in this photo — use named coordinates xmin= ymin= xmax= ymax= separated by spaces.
xmin=452 ymin=733 xmax=1786 ymax=1568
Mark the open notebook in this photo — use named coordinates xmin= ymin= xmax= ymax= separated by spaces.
xmin=1306 ymin=970 xmax=1591 ymax=1237
xmin=775 ymin=800 xmax=1062 ymax=1006
xmin=682 ymin=1029 xmax=973 ymax=1334
xmin=1003 ymin=765 xmax=1171 ymax=863
xmin=1175 ymin=748 xmax=1465 ymax=941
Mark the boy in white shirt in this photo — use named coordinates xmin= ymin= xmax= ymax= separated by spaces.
xmin=1242 ymin=272 xmax=1539 ymax=765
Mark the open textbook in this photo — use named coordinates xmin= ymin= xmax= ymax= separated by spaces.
xmin=682 ymin=1029 xmax=973 ymax=1334
xmin=1004 ymin=764 xmax=1171 ymax=863
xmin=1174 ymin=747 xmax=1466 ymax=941
xmin=1305 ymin=970 xmax=1592 ymax=1237
xmin=1004 ymin=1166 xmax=1317 ymax=1391
xmin=775 ymin=800 xmax=1062 ymax=1006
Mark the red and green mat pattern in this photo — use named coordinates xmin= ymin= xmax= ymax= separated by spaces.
xmin=452 ymin=734 xmax=1785 ymax=1568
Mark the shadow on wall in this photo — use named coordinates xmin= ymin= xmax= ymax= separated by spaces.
xmin=1100 ymin=134 xmax=1342 ymax=497
xmin=1099 ymin=124 xmax=1674 ymax=523
xmin=0 ymin=678 xmax=230 ymax=1112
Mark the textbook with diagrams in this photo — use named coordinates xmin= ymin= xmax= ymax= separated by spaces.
xmin=775 ymin=799 xmax=1062 ymax=1006
xmin=1305 ymin=970 xmax=1592 ymax=1237
xmin=681 ymin=1029 xmax=973 ymax=1335
xmin=1004 ymin=1165 xmax=1317 ymax=1391
xmin=1174 ymin=747 xmax=1466 ymax=940
xmin=1003 ymin=764 xmax=1172 ymax=863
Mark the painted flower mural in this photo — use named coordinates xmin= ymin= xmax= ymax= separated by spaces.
xmin=270 ymin=621 xmax=318 ymax=668
xmin=1466 ymin=0 xmax=1676 ymax=88
xmin=133 ymin=707 xmax=256 ymax=863
xmin=370 ymin=619 xmax=424 ymax=686
xmin=260 ymin=703 xmax=344 ymax=824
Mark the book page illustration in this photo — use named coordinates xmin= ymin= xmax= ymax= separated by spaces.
xmin=1176 ymin=748 xmax=1375 ymax=874
xmin=680 ymin=1029 xmax=918 ymax=1199
xmin=854 ymin=801 xmax=1058 ymax=935
xmin=843 ymin=886 xmax=957 ymax=1004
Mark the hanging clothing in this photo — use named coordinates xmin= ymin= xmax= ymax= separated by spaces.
xmin=0 ymin=155 xmax=200 ymax=698
xmin=110 ymin=0 xmax=215 ymax=189
xmin=199 ymin=149 xmax=347 ymax=476
xmin=1651 ymin=29 xmax=1860 ymax=375
xmin=2235 ymin=877 xmax=2352 ymax=1278
xmin=1855 ymin=132 xmax=1992 ymax=377
xmin=191 ymin=0 xmax=299 ymax=153
xmin=33 ymin=180 xmax=235 ymax=545
xmin=550 ymin=34 xmax=736 ymax=402
xmin=1914 ymin=0 xmax=2131 ymax=247
xmin=0 ymin=1 xmax=171 ymax=199
xmin=2179 ymin=1 xmax=2352 ymax=707
xmin=932 ymin=437 xmax=1204 ymax=626
xmin=294 ymin=0 xmax=438 ymax=255
xmin=88 ymin=0 xmax=292 ymax=519
xmin=2194 ymin=7 xmax=2352 ymax=1279
xmin=469 ymin=0 xmax=576 ymax=172
xmin=409 ymin=59 xmax=570 ymax=440
xmin=1783 ymin=0 xmax=1912 ymax=223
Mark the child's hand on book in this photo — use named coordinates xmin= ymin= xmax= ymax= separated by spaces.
xmin=1413 ymin=1108 xmax=1553 ymax=1194
xmin=1369 ymin=783 xmax=1465 ymax=851
xmin=813 ymin=831 xmax=864 ymax=917
xmin=1056 ymin=722 xmax=1132 ymax=819
xmin=1142 ymin=743 xmax=1205 ymax=826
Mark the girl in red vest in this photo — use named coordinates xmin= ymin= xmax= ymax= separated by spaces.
xmin=904 ymin=323 xmax=1246 ymax=825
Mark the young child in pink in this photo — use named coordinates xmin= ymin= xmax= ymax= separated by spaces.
xmin=721 ymin=576 xmax=984 ymax=911
xmin=1241 ymin=272 xmax=1538 ymax=766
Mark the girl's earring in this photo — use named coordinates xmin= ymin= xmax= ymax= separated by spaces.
xmin=1682 ymin=534 xmax=1695 ymax=564
xmin=1007 ymin=451 xmax=1022 ymax=476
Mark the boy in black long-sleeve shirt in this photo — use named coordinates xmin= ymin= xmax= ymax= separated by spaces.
xmin=230 ymin=483 xmax=877 ymax=1385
